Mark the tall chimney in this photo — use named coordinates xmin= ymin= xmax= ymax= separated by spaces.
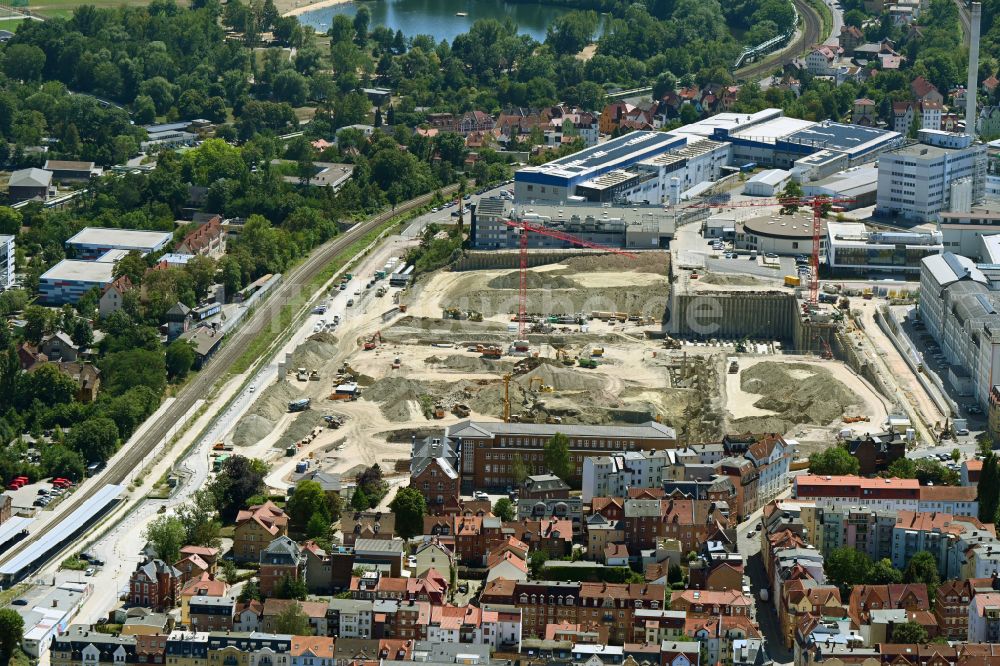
xmin=966 ymin=2 xmax=982 ymax=136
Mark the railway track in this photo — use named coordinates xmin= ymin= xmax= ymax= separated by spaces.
xmin=735 ymin=0 xmax=823 ymax=82
xmin=3 ymin=185 xmax=457 ymax=568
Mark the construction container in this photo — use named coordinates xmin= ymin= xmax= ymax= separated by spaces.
xmin=784 ymin=275 xmax=801 ymax=287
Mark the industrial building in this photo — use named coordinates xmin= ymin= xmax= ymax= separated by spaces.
xmin=919 ymin=252 xmax=1000 ymax=405
xmin=800 ymin=165 xmax=878 ymax=208
xmin=938 ymin=208 xmax=1000 ymax=259
xmin=743 ymin=169 xmax=792 ymax=197
xmin=470 ymin=197 xmax=675 ymax=250
xmin=514 ymin=131 xmax=687 ymax=203
xmin=826 ymin=222 xmax=942 ymax=274
xmin=876 ymin=130 xmax=988 ymax=222
xmin=65 ymin=227 xmax=173 ymax=260
xmin=0 ymin=235 xmax=14 ymax=289
xmin=734 ymin=212 xmax=827 ymax=257
xmin=38 ymin=260 xmax=116 ymax=305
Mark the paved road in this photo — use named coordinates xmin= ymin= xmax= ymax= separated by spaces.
xmin=955 ymin=0 xmax=971 ymax=48
xmin=735 ymin=0 xmax=823 ymax=82
xmin=823 ymin=0 xmax=844 ymax=46
xmin=0 ymin=183 xmax=459 ymax=574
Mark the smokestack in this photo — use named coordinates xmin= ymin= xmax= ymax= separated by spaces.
xmin=966 ymin=2 xmax=982 ymax=137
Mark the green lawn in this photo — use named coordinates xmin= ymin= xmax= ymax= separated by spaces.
xmin=17 ymin=0 xmax=184 ymax=19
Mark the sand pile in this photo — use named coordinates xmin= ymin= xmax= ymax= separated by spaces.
xmin=513 ymin=360 xmax=607 ymax=392
xmin=233 ymin=380 xmax=302 ymax=446
xmin=731 ymin=362 xmax=860 ymax=432
xmin=364 ymin=377 xmax=436 ymax=421
xmin=290 ymin=333 xmax=339 ymax=369
xmin=424 ymin=354 xmax=514 ymax=373
xmin=487 ymin=271 xmax=579 ymax=290
xmin=562 ymin=252 xmax=669 ymax=274
xmin=275 ymin=411 xmax=327 ymax=450
xmin=701 ymin=273 xmax=765 ymax=286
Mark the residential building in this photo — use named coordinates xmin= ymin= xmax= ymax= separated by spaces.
xmin=980 ymin=106 xmax=1000 ymax=139
xmin=8 ymin=167 xmax=52 ymax=202
xmin=410 ymin=436 xmax=460 ymax=511
xmin=233 ymin=501 xmax=288 ymax=563
xmin=177 ymin=216 xmax=225 ymax=257
xmin=847 ymin=584 xmax=929 ymax=626
xmin=844 ymin=432 xmax=906 ymax=475
xmin=353 ymin=538 xmax=405 ymax=576
xmin=290 ymin=636 xmax=335 ymax=666
xmin=876 ymin=130 xmax=987 ymax=222
xmin=969 ymin=592 xmax=1000 ymax=642
xmin=918 ymin=485 xmax=978 ymax=516
xmin=446 ymin=421 xmax=677 ymax=491
xmin=792 ymin=475 xmax=920 ymax=511
xmin=892 ymin=100 xmax=944 ymax=135
xmin=670 ymin=589 xmax=752 ymax=616
xmin=327 ymin=598 xmax=374 ymax=639
xmin=98 ymin=275 xmax=133 ymax=319
xmin=911 ymin=76 xmax=944 ymax=105
xmin=65 ymin=227 xmax=173 ymax=260
xmin=128 ymin=560 xmax=181 ymax=611
xmin=50 ymin=626 xmax=137 ymax=666
xmin=817 ymin=506 xmax=895 ymax=561
xmin=205 ymin=631 xmax=293 ymax=666
xmin=341 ymin=511 xmax=395 ymax=547
xmin=259 ymin=536 xmax=304 ymax=597
xmin=188 ymin=596 xmax=235 ymax=632
xmin=935 ymin=579 xmax=973 ymax=640
xmin=261 ymin=599 xmax=329 ymax=636
xmin=521 ymin=475 xmax=570 ymax=500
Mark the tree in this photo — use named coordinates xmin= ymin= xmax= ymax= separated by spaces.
xmin=176 ymin=488 xmax=221 ymax=548
xmin=273 ymin=575 xmax=307 ymax=600
xmin=350 ymin=486 xmax=369 ymax=511
xmin=71 ymin=319 xmax=94 ymax=350
xmin=903 ymin=551 xmax=940 ymax=601
xmin=0 ymin=208 xmax=22 ymax=236
xmin=165 ymin=340 xmax=196 ymax=380
xmin=779 ymin=179 xmax=804 ymax=214
xmin=891 ymin=621 xmax=928 ymax=644
xmin=238 ymin=579 xmax=262 ymax=602
xmin=0 ymin=608 xmax=24 ymax=665
xmin=808 ymin=446 xmax=859 ymax=476
xmin=511 ymin=456 xmax=528 ymax=485
xmin=389 ymin=487 xmax=426 ymax=539
xmin=65 ymin=417 xmax=119 ymax=463
xmin=870 ymin=558 xmax=903 ymax=585
xmin=356 ymin=464 xmax=387 ymax=505
xmin=23 ymin=305 xmax=53 ymax=344
xmin=306 ymin=512 xmax=330 ymax=540
xmin=493 ymin=497 xmax=515 ymax=521
xmin=952 ymin=448 xmax=961 ymax=463
xmin=3 ymin=44 xmax=45 ymax=81
xmin=273 ymin=601 xmax=312 ymax=635
xmin=210 ymin=456 xmax=267 ymax=522
xmin=101 ymin=349 xmax=167 ymax=397
xmin=529 ymin=550 xmax=547 ymax=578
xmin=272 ymin=70 xmax=309 ymax=106
xmin=544 ymin=433 xmax=573 ymax=482
xmin=144 ymin=515 xmax=186 ymax=564
xmin=825 ymin=547 xmax=873 ymax=593
xmin=287 ymin=479 xmax=330 ymax=530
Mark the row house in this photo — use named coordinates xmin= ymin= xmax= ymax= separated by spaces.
xmin=793 ymin=475 xmax=920 ymax=512
xmin=452 ymin=513 xmax=505 ymax=565
xmin=669 ymin=589 xmax=752 ymax=616
xmin=179 ymin=573 xmax=228 ymax=625
xmin=684 ymin=615 xmax=761 ymax=666
xmin=51 ymin=627 xmax=138 ymax=666
xmin=233 ymin=501 xmax=289 ymax=563
xmin=606 ymin=497 xmax=732 ymax=554
xmin=302 ymin=542 xmax=355 ymax=594
xmin=327 ymin=598 xmax=375 ymax=639
xmin=188 ymin=595 xmax=236 ymax=632
xmin=261 ymin=599 xmax=330 ymax=636
xmin=480 ymin=579 xmax=665 ymax=645
xmin=635 ymin=609 xmax=688 ymax=645
xmin=177 ymin=216 xmax=225 ymax=257
xmin=935 ymin=579 xmax=975 ymax=640
xmin=779 ymin=581 xmax=843 ymax=649
xmin=847 ymin=584 xmax=930 ymax=627
xmin=506 ymin=518 xmax=573 ymax=559
xmin=349 ymin=570 xmax=447 ymax=605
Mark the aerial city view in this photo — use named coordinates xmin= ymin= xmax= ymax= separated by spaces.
xmin=0 ymin=0 xmax=999 ymax=663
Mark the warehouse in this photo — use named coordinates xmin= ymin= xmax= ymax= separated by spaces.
xmin=514 ymin=131 xmax=687 ymax=203
xmin=38 ymin=260 xmax=116 ymax=305
xmin=800 ymin=165 xmax=878 ymax=208
xmin=826 ymin=222 xmax=942 ymax=274
xmin=743 ymin=169 xmax=792 ymax=197
xmin=734 ymin=212 xmax=828 ymax=257
xmin=66 ymin=227 xmax=173 ymax=260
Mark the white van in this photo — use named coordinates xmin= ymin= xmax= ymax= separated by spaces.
xmin=749 ymin=250 xmax=758 ymax=260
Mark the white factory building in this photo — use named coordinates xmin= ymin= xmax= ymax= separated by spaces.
xmin=919 ymin=252 xmax=1000 ymax=406
xmin=743 ymin=169 xmax=792 ymax=196
xmin=939 ymin=208 xmax=1000 ymax=259
xmin=826 ymin=222 xmax=942 ymax=274
xmin=876 ymin=129 xmax=987 ymax=222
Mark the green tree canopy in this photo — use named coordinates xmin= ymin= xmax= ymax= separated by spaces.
xmin=144 ymin=515 xmax=186 ymax=564
xmin=903 ymin=551 xmax=940 ymax=601
xmin=891 ymin=621 xmax=928 ymax=644
xmin=808 ymin=445 xmax=859 ymax=476
xmin=544 ymin=432 xmax=573 ymax=482
xmin=287 ymin=479 xmax=331 ymax=531
xmin=273 ymin=601 xmax=312 ymax=635
xmin=493 ymin=497 xmax=516 ymax=522
xmin=389 ymin=487 xmax=426 ymax=539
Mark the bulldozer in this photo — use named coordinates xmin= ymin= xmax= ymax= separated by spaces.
xmin=528 ymin=376 xmax=554 ymax=393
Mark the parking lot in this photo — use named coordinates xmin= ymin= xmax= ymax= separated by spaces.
xmin=5 ymin=477 xmax=74 ymax=513
xmin=402 ymin=181 xmax=513 ymax=237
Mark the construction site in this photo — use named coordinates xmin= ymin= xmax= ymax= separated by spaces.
xmin=217 ymin=197 xmax=938 ymax=492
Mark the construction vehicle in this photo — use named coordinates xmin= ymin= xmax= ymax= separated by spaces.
xmin=432 ymin=404 xmax=445 ymax=419
xmin=862 ymin=288 xmax=874 ymax=300
xmin=392 ymin=356 xmax=401 ymax=369
xmin=288 ymin=398 xmax=311 ymax=412
xmin=296 ymin=367 xmax=309 ymax=381
xmin=578 ymin=357 xmax=598 ymax=369
xmin=309 ymin=370 xmax=320 ymax=381
xmin=452 ymin=403 xmax=471 ymax=418
xmin=728 ymin=357 xmax=739 ymax=374
xmin=376 ymin=287 xmax=386 ymax=297
xmin=843 ymin=415 xmax=870 ymax=423
xmin=819 ymin=336 xmax=833 ymax=360
xmin=481 ymin=345 xmax=502 ymax=360
xmin=557 ymin=349 xmax=574 ymax=366
xmin=323 ymin=415 xmax=344 ymax=428
xmin=363 ymin=331 xmax=382 ymax=351
xmin=399 ymin=304 xmax=408 ymax=313
xmin=591 ymin=347 xmax=605 ymax=357
xmin=528 ymin=376 xmax=553 ymax=393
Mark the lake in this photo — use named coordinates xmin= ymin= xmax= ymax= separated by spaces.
xmin=294 ymin=0 xmax=573 ymax=44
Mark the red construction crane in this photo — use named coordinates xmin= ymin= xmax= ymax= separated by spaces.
xmin=680 ymin=195 xmax=854 ymax=306
xmin=503 ymin=219 xmax=639 ymax=337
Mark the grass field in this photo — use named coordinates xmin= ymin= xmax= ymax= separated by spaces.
xmin=11 ymin=0 xmax=179 ymax=19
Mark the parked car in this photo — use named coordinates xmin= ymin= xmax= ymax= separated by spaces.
xmin=84 ymin=567 xmax=95 ymax=576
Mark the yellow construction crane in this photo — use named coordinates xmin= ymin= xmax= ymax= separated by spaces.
xmin=502 ymin=373 xmax=511 ymax=423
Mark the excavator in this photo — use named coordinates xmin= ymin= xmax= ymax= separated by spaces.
xmin=363 ymin=331 xmax=382 ymax=351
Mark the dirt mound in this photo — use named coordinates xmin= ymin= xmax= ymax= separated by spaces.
xmin=732 ymin=362 xmax=861 ymax=433
xmin=701 ymin=273 xmax=765 ymax=286
xmin=424 ymin=354 xmax=513 ymax=373
xmin=232 ymin=381 xmax=304 ymax=447
xmin=290 ymin=333 xmax=339 ymax=369
xmin=276 ymin=411 xmax=327 ymax=450
xmin=233 ymin=414 xmax=275 ymax=447
xmin=364 ymin=377 xmax=436 ymax=421
xmin=562 ymin=251 xmax=668 ymax=275
xmin=514 ymin=359 xmax=607 ymax=392
xmin=487 ymin=271 xmax=579 ymax=290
